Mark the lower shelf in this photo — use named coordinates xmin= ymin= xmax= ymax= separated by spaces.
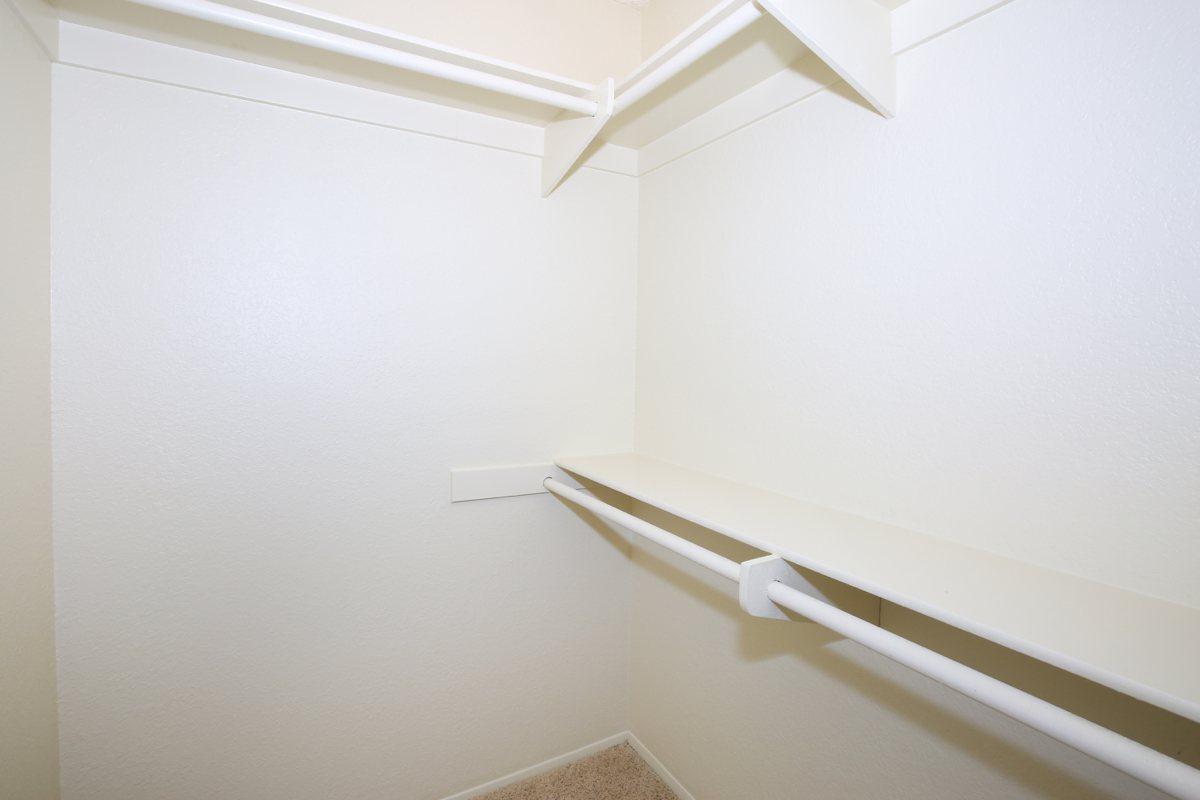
xmin=555 ymin=452 xmax=1200 ymax=724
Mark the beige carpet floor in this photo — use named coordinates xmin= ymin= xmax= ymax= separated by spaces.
xmin=474 ymin=743 xmax=678 ymax=800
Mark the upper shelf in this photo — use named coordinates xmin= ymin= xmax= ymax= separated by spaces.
xmin=50 ymin=0 xmax=899 ymax=193
xmin=556 ymin=452 xmax=1200 ymax=724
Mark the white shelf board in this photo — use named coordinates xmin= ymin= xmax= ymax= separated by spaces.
xmin=556 ymin=452 xmax=1200 ymax=723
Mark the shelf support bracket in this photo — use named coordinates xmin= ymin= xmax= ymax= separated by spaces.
xmin=739 ymin=554 xmax=831 ymax=621
xmin=758 ymin=0 xmax=896 ymax=118
xmin=541 ymin=77 xmax=615 ymax=197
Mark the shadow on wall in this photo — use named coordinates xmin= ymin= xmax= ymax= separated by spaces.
xmin=574 ymin=494 xmax=1200 ymax=799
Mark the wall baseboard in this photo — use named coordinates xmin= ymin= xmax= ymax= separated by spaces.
xmin=437 ymin=732 xmax=629 ymax=800
xmin=626 ymin=731 xmax=697 ymax=800
xmin=436 ymin=730 xmax=695 ymax=800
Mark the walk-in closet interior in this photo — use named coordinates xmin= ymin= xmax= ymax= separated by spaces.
xmin=2 ymin=0 xmax=1198 ymax=798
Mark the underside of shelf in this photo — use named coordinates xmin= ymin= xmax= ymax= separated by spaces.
xmin=556 ymin=452 xmax=1200 ymax=724
xmin=602 ymin=11 xmax=810 ymax=148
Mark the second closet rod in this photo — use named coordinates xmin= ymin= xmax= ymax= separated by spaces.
xmin=119 ymin=0 xmax=768 ymax=120
xmin=123 ymin=0 xmax=600 ymax=114
xmin=542 ymin=477 xmax=1200 ymax=800
xmin=612 ymin=1 xmax=764 ymax=114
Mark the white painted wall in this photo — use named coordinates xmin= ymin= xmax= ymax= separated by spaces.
xmin=632 ymin=0 xmax=1200 ymax=797
xmin=50 ymin=61 xmax=638 ymax=800
xmin=0 ymin=2 xmax=59 ymax=798
xmin=42 ymin=1 xmax=1200 ymax=798
xmin=637 ymin=0 xmax=1200 ymax=609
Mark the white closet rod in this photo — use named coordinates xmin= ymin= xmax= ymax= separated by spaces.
xmin=543 ymin=478 xmax=1200 ymax=800
xmin=122 ymin=0 xmax=600 ymax=115
xmin=612 ymin=1 xmax=765 ymax=114
xmin=122 ymin=0 xmax=767 ymax=121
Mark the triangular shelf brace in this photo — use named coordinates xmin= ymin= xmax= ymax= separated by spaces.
xmin=758 ymin=0 xmax=896 ymax=118
xmin=541 ymin=77 xmax=615 ymax=197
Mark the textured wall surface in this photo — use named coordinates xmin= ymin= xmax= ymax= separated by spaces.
xmin=638 ymin=0 xmax=1200 ymax=608
xmin=51 ymin=64 xmax=638 ymax=800
xmin=632 ymin=0 xmax=1200 ymax=798
xmin=44 ymin=1 xmax=1200 ymax=799
xmin=0 ymin=3 xmax=59 ymax=798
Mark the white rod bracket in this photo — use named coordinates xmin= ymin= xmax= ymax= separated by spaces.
xmin=541 ymin=77 xmax=615 ymax=197
xmin=450 ymin=464 xmax=582 ymax=503
xmin=738 ymin=554 xmax=830 ymax=620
